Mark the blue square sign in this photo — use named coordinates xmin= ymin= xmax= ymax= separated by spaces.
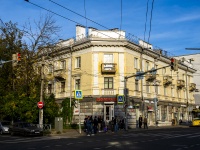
xmin=75 ymin=90 xmax=83 ymax=100
xmin=117 ymin=95 xmax=124 ymax=104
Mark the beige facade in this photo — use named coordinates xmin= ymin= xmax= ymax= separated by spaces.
xmin=43 ymin=25 xmax=196 ymax=128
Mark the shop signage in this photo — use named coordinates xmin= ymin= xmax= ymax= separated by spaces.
xmin=96 ymin=97 xmax=117 ymax=102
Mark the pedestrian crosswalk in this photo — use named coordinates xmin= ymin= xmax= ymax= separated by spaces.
xmin=0 ymin=135 xmax=60 ymax=144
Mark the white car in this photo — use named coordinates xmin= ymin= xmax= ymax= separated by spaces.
xmin=0 ymin=121 xmax=11 ymax=135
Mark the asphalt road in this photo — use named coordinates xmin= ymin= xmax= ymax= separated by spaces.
xmin=1 ymin=127 xmax=200 ymax=150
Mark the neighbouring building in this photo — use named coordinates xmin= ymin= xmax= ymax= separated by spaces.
xmin=40 ymin=25 xmax=196 ymax=128
xmin=176 ymin=54 xmax=200 ymax=107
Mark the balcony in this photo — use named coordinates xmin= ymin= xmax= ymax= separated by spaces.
xmin=189 ymin=83 xmax=196 ymax=92
xmin=101 ymin=63 xmax=116 ymax=74
xmin=145 ymin=74 xmax=156 ymax=82
xmin=101 ymin=89 xmax=116 ymax=95
xmin=177 ymin=80 xmax=185 ymax=89
xmin=163 ymin=75 xmax=172 ymax=86
xmin=54 ymin=69 xmax=65 ymax=80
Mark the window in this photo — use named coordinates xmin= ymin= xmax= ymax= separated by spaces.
xmin=146 ymin=61 xmax=149 ymax=71
xmin=104 ymin=54 xmax=113 ymax=63
xmin=48 ymin=65 xmax=53 ymax=73
xmin=163 ymin=68 xmax=166 ymax=74
xmin=75 ymin=57 xmax=81 ymax=68
xmin=104 ymin=77 xmax=113 ymax=89
xmin=135 ymin=80 xmax=139 ymax=91
xmin=61 ymin=82 xmax=65 ymax=92
xmin=146 ymin=82 xmax=150 ymax=93
xmin=134 ymin=58 xmax=138 ymax=69
xmin=155 ymin=86 xmax=158 ymax=94
xmin=164 ymin=87 xmax=167 ymax=96
xmin=60 ymin=60 xmax=66 ymax=69
xmin=48 ymin=84 xmax=52 ymax=94
xmin=75 ymin=79 xmax=81 ymax=90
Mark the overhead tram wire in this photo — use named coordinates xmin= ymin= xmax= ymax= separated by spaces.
xmin=144 ymin=0 xmax=150 ymax=42
xmin=148 ymin=0 xmax=155 ymax=44
xmin=25 ymin=0 xmax=138 ymax=47
xmin=120 ymin=0 xmax=123 ymax=32
xmin=84 ymin=0 xmax=88 ymax=35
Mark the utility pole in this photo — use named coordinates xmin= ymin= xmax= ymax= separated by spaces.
xmin=39 ymin=55 xmax=45 ymax=126
xmin=124 ymin=77 xmax=128 ymax=131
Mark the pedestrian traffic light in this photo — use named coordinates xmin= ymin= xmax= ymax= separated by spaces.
xmin=170 ymin=58 xmax=178 ymax=71
xmin=16 ymin=53 xmax=21 ymax=63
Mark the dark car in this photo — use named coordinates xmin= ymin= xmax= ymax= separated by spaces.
xmin=9 ymin=122 xmax=43 ymax=136
xmin=0 ymin=121 xmax=11 ymax=135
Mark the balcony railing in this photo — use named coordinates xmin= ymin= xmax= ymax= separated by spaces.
xmin=163 ymin=75 xmax=172 ymax=86
xmin=54 ymin=69 xmax=65 ymax=80
xmin=145 ymin=74 xmax=156 ymax=82
xmin=177 ymin=80 xmax=185 ymax=89
xmin=101 ymin=63 xmax=116 ymax=73
xmin=101 ymin=89 xmax=116 ymax=95
xmin=189 ymin=83 xmax=196 ymax=92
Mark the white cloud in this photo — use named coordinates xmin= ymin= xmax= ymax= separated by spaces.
xmin=171 ymin=14 xmax=200 ymax=23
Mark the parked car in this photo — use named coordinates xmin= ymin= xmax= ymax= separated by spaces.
xmin=0 ymin=121 xmax=11 ymax=135
xmin=9 ymin=122 xmax=43 ymax=136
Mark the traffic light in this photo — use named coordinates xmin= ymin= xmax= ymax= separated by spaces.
xmin=16 ymin=53 xmax=21 ymax=63
xmin=170 ymin=58 xmax=178 ymax=71
xmin=12 ymin=53 xmax=17 ymax=67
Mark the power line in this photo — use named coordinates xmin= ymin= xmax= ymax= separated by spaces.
xmin=148 ymin=0 xmax=155 ymax=44
xmin=84 ymin=0 xmax=88 ymax=36
xmin=120 ymin=0 xmax=123 ymax=32
xmin=144 ymin=0 xmax=150 ymax=42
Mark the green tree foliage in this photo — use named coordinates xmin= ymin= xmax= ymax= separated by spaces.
xmin=43 ymin=94 xmax=59 ymax=125
xmin=61 ymin=98 xmax=74 ymax=127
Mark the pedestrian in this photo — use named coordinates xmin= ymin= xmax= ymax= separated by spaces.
xmin=98 ymin=116 xmax=103 ymax=132
xmin=143 ymin=116 xmax=148 ymax=129
xmin=139 ymin=115 xmax=143 ymax=128
xmin=84 ymin=115 xmax=88 ymax=132
xmin=93 ymin=116 xmax=98 ymax=134
xmin=86 ymin=116 xmax=92 ymax=136
xmin=114 ymin=116 xmax=118 ymax=132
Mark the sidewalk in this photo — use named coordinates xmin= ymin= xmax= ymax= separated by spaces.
xmin=49 ymin=124 xmax=190 ymax=137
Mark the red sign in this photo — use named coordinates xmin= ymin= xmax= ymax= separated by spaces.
xmin=96 ymin=97 xmax=117 ymax=102
xmin=37 ymin=101 xmax=44 ymax=109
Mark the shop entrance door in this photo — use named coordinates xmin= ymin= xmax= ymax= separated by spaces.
xmin=104 ymin=103 xmax=114 ymax=123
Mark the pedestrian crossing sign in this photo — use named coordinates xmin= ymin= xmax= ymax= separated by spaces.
xmin=75 ymin=90 xmax=83 ymax=100
xmin=117 ymin=94 xmax=124 ymax=104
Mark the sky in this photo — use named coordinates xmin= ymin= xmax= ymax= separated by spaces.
xmin=0 ymin=0 xmax=200 ymax=56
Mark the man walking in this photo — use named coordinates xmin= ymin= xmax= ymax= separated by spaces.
xmin=143 ymin=116 xmax=148 ymax=129
xmin=139 ymin=115 xmax=143 ymax=128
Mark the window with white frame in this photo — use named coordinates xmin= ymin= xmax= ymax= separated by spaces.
xmin=48 ymin=84 xmax=52 ymax=94
xmin=135 ymin=79 xmax=139 ymax=91
xmin=48 ymin=65 xmax=53 ymax=73
xmin=61 ymin=81 xmax=65 ymax=92
xmin=75 ymin=79 xmax=81 ymax=90
xmin=104 ymin=77 xmax=113 ymax=89
xmin=75 ymin=57 xmax=81 ymax=68
xmin=60 ymin=60 xmax=66 ymax=69
xmin=134 ymin=58 xmax=138 ymax=69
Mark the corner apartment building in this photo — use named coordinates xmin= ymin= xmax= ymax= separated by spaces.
xmin=42 ymin=25 xmax=196 ymax=128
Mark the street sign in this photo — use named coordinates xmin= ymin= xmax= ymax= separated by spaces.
xmin=75 ymin=90 xmax=83 ymax=99
xmin=150 ymin=67 xmax=157 ymax=75
xmin=117 ymin=95 xmax=124 ymax=104
xmin=136 ymin=71 xmax=144 ymax=80
xmin=37 ymin=101 xmax=44 ymax=109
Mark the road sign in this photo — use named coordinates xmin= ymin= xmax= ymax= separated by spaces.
xmin=117 ymin=95 xmax=124 ymax=104
xmin=136 ymin=71 xmax=144 ymax=80
xmin=150 ymin=67 xmax=157 ymax=75
xmin=37 ymin=101 xmax=44 ymax=109
xmin=75 ymin=90 xmax=83 ymax=99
